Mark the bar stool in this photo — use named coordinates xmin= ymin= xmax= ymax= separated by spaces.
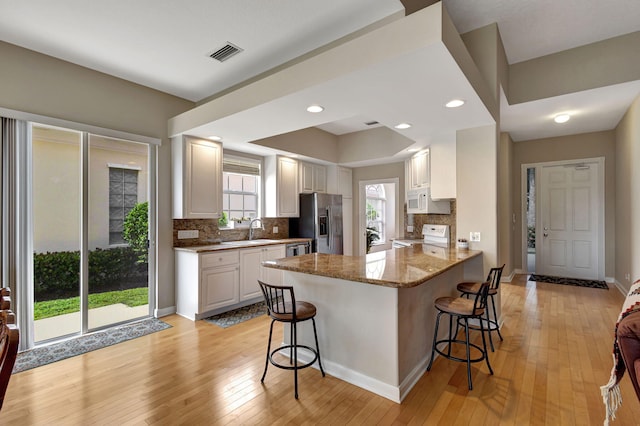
xmin=427 ymin=282 xmax=493 ymax=390
xmin=457 ymin=264 xmax=505 ymax=351
xmin=258 ymin=280 xmax=325 ymax=399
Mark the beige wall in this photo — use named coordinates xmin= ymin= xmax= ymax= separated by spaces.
xmin=456 ymin=124 xmax=498 ymax=276
xmin=352 ymin=162 xmax=405 ymax=255
xmin=509 ymin=31 xmax=640 ymax=104
xmin=510 ymin=130 xmax=616 ymax=277
xmin=0 ymin=41 xmax=194 ymax=312
xmin=615 ymin=95 xmax=640 ymax=290
xmin=498 ymin=132 xmax=514 ymax=277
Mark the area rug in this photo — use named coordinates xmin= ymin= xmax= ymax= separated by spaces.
xmin=529 ymin=274 xmax=608 ymax=289
xmin=204 ymin=301 xmax=267 ymax=328
xmin=13 ymin=318 xmax=171 ymax=373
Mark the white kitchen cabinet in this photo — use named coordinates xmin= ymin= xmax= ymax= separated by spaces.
xmin=175 ymin=249 xmax=240 ymax=320
xmin=201 ymin=265 xmax=240 ymax=312
xmin=265 ymin=155 xmax=299 ymax=217
xmin=172 ymin=135 xmax=223 ymax=219
xmin=300 ymin=161 xmax=327 ymax=193
xmin=429 ymin=141 xmax=456 ymax=199
xmin=405 ymin=149 xmax=430 ymax=190
xmin=239 ymin=245 xmax=285 ymax=301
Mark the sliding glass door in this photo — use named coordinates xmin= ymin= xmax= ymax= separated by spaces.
xmin=32 ymin=124 xmax=151 ymax=343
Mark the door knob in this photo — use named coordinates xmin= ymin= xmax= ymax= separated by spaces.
xmin=543 ymin=232 xmax=548 ymax=237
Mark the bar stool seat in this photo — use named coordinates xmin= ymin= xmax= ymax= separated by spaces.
xmin=258 ymin=280 xmax=325 ymax=399
xmin=427 ymin=282 xmax=493 ymax=390
xmin=457 ymin=264 xmax=505 ymax=351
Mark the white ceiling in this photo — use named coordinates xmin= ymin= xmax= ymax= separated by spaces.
xmin=1 ymin=0 xmax=639 ymax=148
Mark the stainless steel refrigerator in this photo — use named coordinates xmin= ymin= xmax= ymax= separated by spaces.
xmin=295 ymin=192 xmax=343 ymax=254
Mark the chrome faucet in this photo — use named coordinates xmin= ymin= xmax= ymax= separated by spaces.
xmin=249 ymin=218 xmax=264 ymax=240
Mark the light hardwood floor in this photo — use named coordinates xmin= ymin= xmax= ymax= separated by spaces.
xmin=3 ymin=275 xmax=639 ymax=425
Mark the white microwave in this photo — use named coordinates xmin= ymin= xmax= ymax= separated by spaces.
xmin=406 ymin=188 xmax=450 ymax=214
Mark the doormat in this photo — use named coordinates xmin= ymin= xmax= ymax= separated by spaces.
xmin=529 ymin=274 xmax=608 ymax=289
xmin=204 ymin=301 xmax=266 ymax=328
xmin=13 ymin=318 xmax=171 ymax=374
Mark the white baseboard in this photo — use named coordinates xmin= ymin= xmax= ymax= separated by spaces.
xmin=293 ymin=350 xmax=402 ymax=403
xmin=155 ymin=306 xmax=176 ymax=318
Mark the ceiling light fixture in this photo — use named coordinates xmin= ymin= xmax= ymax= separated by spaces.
xmin=394 ymin=123 xmax=412 ymax=130
xmin=306 ymin=105 xmax=324 ymax=113
xmin=209 ymin=135 xmax=222 ymax=141
xmin=445 ymin=99 xmax=465 ymax=108
xmin=554 ymin=114 xmax=571 ymax=123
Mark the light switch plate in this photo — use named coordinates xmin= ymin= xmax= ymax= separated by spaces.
xmin=470 ymin=232 xmax=481 ymax=242
xmin=178 ymin=230 xmax=199 ymax=239
xmin=273 ymin=226 xmax=278 ymax=234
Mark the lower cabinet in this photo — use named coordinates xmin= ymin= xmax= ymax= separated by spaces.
xmin=239 ymin=245 xmax=286 ymax=301
xmin=176 ymin=244 xmax=286 ymax=321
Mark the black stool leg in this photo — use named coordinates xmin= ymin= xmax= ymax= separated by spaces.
xmin=490 ymin=295 xmax=503 ymax=341
xmin=293 ymin=321 xmax=299 ymax=399
xmin=427 ymin=311 xmax=443 ymax=371
xmin=261 ymin=319 xmax=276 ymax=383
xmin=311 ymin=318 xmax=325 ymax=376
xmin=447 ymin=313 xmax=454 ymax=357
xmin=479 ymin=313 xmax=494 ymax=375
xmin=464 ymin=318 xmax=473 ymax=390
xmin=485 ymin=306 xmax=495 ymax=352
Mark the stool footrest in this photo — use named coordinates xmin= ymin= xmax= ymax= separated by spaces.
xmin=433 ymin=339 xmax=489 ymax=364
xmin=268 ymin=344 xmax=319 ymax=371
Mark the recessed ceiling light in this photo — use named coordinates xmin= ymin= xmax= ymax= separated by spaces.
xmin=445 ymin=99 xmax=465 ymax=108
xmin=306 ymin=105 xmax=324 ymax=113
xmin=554 ymin=114 xmax=571 ymax=123
xmin=209 ymin=135 xmax=222 ymax=141
xmin=394 ymin=123 xmax=412 ymax=130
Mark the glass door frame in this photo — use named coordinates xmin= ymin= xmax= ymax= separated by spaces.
xmin=2 ymin=107 xmax=159 ymax=350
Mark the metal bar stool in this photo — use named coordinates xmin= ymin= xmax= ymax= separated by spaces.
xmin=427 ymin=282 xmax=493 ymax=390
xmin=258 ymin=280 xmax=325 ymax=399
xmin=457 ymin=264 xmax=505 ymax=351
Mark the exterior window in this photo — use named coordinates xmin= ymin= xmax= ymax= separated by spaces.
xmin=366 ymin=184 xmax=386 ymax=243
xmin=109 ymin=167 xmax=139 ymax=244
xmin=221 ymin=155 xmax=261 ymax=224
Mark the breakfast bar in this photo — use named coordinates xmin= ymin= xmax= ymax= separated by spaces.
xmin=263 ymin=244 xmax=483 ymax=402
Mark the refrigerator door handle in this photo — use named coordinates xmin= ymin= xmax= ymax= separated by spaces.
xmin=327 ymin=206 xmax=331 ymax=250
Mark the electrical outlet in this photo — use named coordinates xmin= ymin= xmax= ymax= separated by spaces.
xmin=407 ymin=225 xmax=414 ymax=232
xmin=273 ymin=226 xmax=278 ymax=234
xmin=626 ymin=273 xmax=631 ymax=281
xmin=177 ymin=230 xmax=199 ymax=239
xmin=470 ymin=232 xmax=481 ymax=242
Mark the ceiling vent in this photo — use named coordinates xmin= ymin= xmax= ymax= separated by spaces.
xmin=208 ymin=42 xmax=243 ymax=62
xmin=364 ymin=121 xmax=379 ymax=126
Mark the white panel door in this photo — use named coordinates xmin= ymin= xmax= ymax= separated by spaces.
xmin=538 ymin=163 xmax=600 ymax=279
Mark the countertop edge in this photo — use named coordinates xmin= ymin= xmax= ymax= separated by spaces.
xmin=174 ymin=238 xmax=312 ymax=253
xmin=263 ymin=249 xmax=482 ymax=288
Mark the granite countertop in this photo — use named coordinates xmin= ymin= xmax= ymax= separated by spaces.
xmin=262 ymin=244 xmax=482 ymax=288
xmin=174 ymin=238 xmax=312 ymax=253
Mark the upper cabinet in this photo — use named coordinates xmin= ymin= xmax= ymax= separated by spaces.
xmin=264 ymin=155 xmax=299 ymax=217
xmin=429 ymin=141 xmax=456 ymax=199
xmin=172 ymin=135 xmax=222 ymax=219
xmin=405 ymin=149 xmax=430 ymax=191
xmin=300 ymin=161 xmax=327 ymax=193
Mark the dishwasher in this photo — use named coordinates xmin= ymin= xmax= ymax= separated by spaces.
xmin=286 ymin=241 xmax=310 ymax=257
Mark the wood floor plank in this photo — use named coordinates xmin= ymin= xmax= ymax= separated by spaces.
xmin=3 ymin=274 xmax=640 ymax=424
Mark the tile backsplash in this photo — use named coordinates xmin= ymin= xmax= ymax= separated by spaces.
xmin=173 ymin=217 xmax=289 ymax=247
xmin=404 ymin=199 xmax=457 ymax=246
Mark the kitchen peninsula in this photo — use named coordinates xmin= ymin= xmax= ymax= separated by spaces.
xmin=263 ymin=244 xmax=483 ymax=403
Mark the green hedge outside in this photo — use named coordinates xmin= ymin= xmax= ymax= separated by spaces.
xmin=33 ymin=247 xmax=148 ymax=302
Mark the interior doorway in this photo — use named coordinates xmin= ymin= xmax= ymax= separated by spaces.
xmin=522 ymin=158 xmax=605 ymax=280
xmin=358 ymin=178 xmax=399 ymax=255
